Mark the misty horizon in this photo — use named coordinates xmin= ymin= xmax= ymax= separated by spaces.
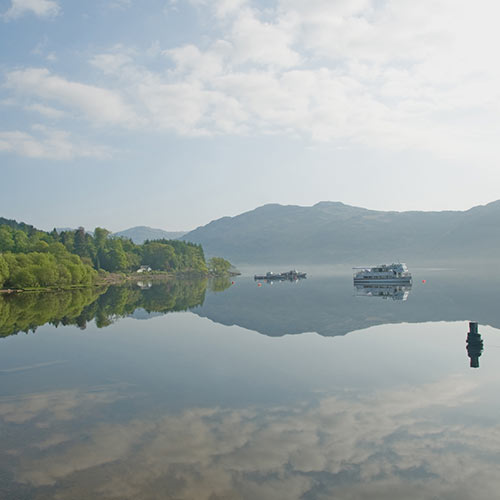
xmin=15 ymin=197 xmax=500 ymax=234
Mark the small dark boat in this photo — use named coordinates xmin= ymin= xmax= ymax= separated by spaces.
xmin=254 ymin=270 xmax=307 ymax=281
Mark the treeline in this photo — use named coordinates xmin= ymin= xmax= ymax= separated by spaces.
xmin=0 ymin=249 xmax=96 ymax=289
xmin=0 ymin=219 xmax=230 ymax=289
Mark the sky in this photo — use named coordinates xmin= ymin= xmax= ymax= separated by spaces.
xmin=1 ymin=0 xmax=500 ymax=232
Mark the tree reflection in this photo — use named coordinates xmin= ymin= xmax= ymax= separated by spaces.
xmin=207 ymin=276 xmax=232 ymax=293
xmin=0 ymin=279 xmax=209 ymax=338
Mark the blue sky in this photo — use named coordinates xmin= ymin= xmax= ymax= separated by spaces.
xmin=1 ymin=0 xmax=499 ymax=232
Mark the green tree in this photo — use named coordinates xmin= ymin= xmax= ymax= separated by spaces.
xmin=142 ymin=242 xmax=179 ymax=271
xmin=33 ymin=263 xmax=58 ymax=287
xmin=94 ymin=227 xmax=110 ymax=245
xmin=48 ymin=242 xmax=69 ymax=256
xmin=32 ymin=240 xmax=50 ymax=253
xmin=99 ymin=239 xmax=129 ymax=272
xmin=73 ymin=227 xmax=88 ymax=257
xmin=207 ymin=257 xmax=231 ymax=276
xmin=1 ymin=250 xmax=96 ymax=289
xmin=0 ymin=254 xmax=8 ymax=287
xmin=0 ymin=226 xmax=15 ymax=252
xmin=59 ymin=231 xmax=75 ymax=253
xmin=13 ymin=230 xmax=29 ymax=252
xmin=10 ymin=268 xmax=37 ymax=288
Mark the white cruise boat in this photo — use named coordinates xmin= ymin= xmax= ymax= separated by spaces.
xmin=353 ymin=263 xmax=412 ymax=284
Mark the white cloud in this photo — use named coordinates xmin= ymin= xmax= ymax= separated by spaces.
xmin=5 ymin=0 xmax=500 ymax=164
xmin=5 ymin=68 xmax=138 ymax=126
xmin=89 ymin=52 xmax=134 ymax=76
xmin=188 ymin=0 xmax=248 ymax=19
xmin=212 ymin=0 xmax=248 ymax=19
xmin=228 ymin=7 xmax=300 ymax=68
xmin=107 ymin=0 xmax=132 ymax=9
xmin=2 ymin=0 xmax=60 ymax=20
xmin=25 ymin=102 xmax=65 ymax=118
xmin=66 ymin=0 xmax=500 ymax=163
xmin=164 ymin=44 xmax=226 ymax=81
xmin=137 ymin=79 xmax=216 ymax=135
xmin=0 ymin=126 xmax=111 ymax=160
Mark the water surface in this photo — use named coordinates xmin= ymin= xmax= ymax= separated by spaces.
xmin=1 ymin=269 xmax=500 ymax=499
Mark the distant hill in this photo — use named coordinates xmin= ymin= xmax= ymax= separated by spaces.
xmin=183 ymin=200 xmax=500 ymax=264
xmin=113 ymin=226 xmax=187 ymax=244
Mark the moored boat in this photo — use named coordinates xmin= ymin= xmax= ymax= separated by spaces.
xmin=254 ymin=270 xmax=307 ymax=281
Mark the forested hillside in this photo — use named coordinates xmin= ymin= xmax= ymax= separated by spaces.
xmin=0 ymin=219 xmax=212 ymax=289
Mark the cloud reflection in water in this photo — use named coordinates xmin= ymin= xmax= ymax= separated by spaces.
xmin=2 ymin=374 xmax=500 ymax=500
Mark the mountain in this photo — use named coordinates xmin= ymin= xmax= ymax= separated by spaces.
xmin=113 ymin=226 xmax=187 ymax=244
xmin=183 ymin=200 xmax=500 ymax=264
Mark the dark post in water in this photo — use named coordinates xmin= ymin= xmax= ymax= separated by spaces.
xmin=466 ymin=321 xmax=483 ymax=368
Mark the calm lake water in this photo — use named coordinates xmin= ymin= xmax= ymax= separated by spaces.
xmin=1 ymin=268 xmax=500 ymax=499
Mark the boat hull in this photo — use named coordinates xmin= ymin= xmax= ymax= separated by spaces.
xmin=353 ymin=277 xmax=412 ymax=284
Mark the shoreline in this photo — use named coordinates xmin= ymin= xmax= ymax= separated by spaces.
xmin=0 ymin=270 xmax=240 ymax=294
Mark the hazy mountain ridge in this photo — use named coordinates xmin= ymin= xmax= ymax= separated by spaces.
xmin=113 ymin=226 xmax=187 ymax=244
xmin=183 ymin=200 xmax=500 ymax=264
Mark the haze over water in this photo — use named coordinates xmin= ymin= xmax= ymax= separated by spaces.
xmin=1 ymin=267 xmax=500 ymax=499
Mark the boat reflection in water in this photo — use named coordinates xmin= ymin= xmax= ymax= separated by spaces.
xmin=354 ymin=283 xmax=412 ymax=301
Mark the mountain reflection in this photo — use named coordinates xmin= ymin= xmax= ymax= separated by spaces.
xmin=195 ymin=272 xmax=500 ymax=339
xmin=0 ymin=277 xmax=232 ymax=338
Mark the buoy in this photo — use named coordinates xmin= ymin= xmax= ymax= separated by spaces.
xmin=257 ymin=283 xmax=262 ymax=287
xmin=422 ymin=279 xmax=426 ymax=283
xmin=231 ymin=281 xmax=234 ymax=285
